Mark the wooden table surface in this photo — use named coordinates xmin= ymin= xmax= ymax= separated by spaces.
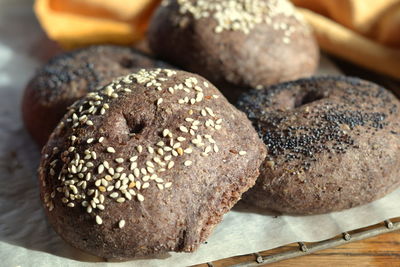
xmin=194 ymin=230 xmax=400 ymax=267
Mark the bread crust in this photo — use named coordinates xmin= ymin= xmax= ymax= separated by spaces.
xmin=22 ymin=45 xmax=172 ymax=146
xmin=148 ymin=0 xmax=319 ymax=101
xmin=237 ymin=76 xmax=400 ymax=214
xmin=39 ymin=69 xmax=266 ymax=259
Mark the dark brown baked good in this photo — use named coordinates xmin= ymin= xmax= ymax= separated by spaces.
xmin=22 ymin=45 xmax=172 ymax=147
xmin=148 ymin=0 xmax=319 ymax=101
xmin=38 ymin=69 xmax=266 ymax=259
xmin=237 ymin=76 xmax=400 ymax=215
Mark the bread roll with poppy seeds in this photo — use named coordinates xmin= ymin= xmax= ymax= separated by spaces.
xmin=237 ymin=76 xmax=400 ymax=214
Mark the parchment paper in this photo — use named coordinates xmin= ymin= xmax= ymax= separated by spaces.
xmin=1 ymin=1 xmax=399 ymax=266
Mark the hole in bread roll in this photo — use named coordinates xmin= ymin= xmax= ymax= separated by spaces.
xmin=129 ymin=121 xmax=146 ymax=135
xmin=119 ymin=57 xmax=135 ymax=69
xmin=295 ymin=91 xmax=324 ymax=107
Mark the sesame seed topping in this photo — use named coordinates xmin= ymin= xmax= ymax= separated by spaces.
xmin=98 ymin=165 xmax=104 ymax=174
xmin=119 ymin=220 xmax=126 ymax=228
xmin=107 ymin=147 xmax=116 ymax=153
xmin=115 ymin=158 xmax=124 ymax=163
xmin=179 ymin=126 xmax=189 ymax=133
xmin=171 ymin=0 xmax=303 ymax=39
xmin=46 ymin=69 xmax=227 ymax=226
xmin=137 ymin=194 xmax=145 ymax=202
xmin=239 ymin=151 xmax=247 ymax=155
xmin=184 ymin=160 xmax=192 ymax=166
xmin=95 ymin=215 xmax=103 ymax=225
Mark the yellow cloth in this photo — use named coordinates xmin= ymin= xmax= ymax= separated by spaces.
xmin=292 ymin=0 xmax=400 ymax=79
xmin=35 ymin=0 xmax=400 ymax=79
xmin=34 ymin=0 xmax=161 ymax=49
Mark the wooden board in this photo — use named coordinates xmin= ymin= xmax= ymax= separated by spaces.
xmin=194 ymin=230 xmax=400 ymax=267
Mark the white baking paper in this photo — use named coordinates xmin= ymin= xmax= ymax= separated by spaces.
xmin=1 ymin=1 xmax=399 ymax=266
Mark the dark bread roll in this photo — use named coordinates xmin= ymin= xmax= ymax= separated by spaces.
xmin=39 ymin=69 xmax=266 ymax=259
xmin=148 ymin=0 xmax=319 ymax=101
xmin=22 ymin=45 xmax=172 ymax=147
xmin=237 ymin=76 xmax=400 ymax=215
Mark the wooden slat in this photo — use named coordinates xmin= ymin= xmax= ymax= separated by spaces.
xmin=193 ymin=219 xmax=400 ymax=267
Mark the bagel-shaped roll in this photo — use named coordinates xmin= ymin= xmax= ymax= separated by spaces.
xmin=237 ymin=76 xmax=400 ymax=214
xmin=22 ymin=45 xmax=172 ymax=146
xmin=39 ymin=69 xmax=266 ymax=259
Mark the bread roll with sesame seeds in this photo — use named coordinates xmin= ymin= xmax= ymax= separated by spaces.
xmin=148 ymin=0 xmax=319 ymax=102
xmin=38 ymin=69 xmax=266 ymax=259
xmin=22 ymin=45 xmax=173 ymax=147
xmin=237 ymin=76 xmax=400 ymax=215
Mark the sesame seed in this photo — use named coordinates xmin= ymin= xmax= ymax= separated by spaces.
xmin=130 ymin=162 xmax=137 ymax=170
xmin=180 ymin=126 xmax=189 ymax=133
xmin=146 ymin=161 xmax=155 ymax=168
xmin=116 ymin=197 xmax=125 ymax=203
xmin=103 ymin=160 xmax=110 ymax=169
xmin=98 ymin=164 xmax=104 ymax=174
xmin=163 ymin=129 xmax=170 ymax=137
xmin=157 ymin=98 xmax=163 ymax=105
xmin=167 ymin=161 xmax=175 ymax=169
xmin=176 ymin=147 xmax=184 ymax=155
xmin=99 ymin=137 xmax=104 ymax=143
xmin=214 ymin=145 xmax=219 ymax=152
xmin=184 ymin=160 xmax=192 ymax=166
xmin=130 ymin=156 xmax=138 ymax=162
xmin=184 ymin=147 xmax=193 ymax=154
xmin=239 ymin=151 xmax=247 ymax=155
xmin=148 ymin=146 xmax=154 ymax=154
xmin=110 ymin=192 xmax=119 ymax=198
xmin=107 ymin=147 xmax=116 ymax=153
xmin=155 ymin=177 xmax=164 ymax=183
xmin=119 ymin=220 xmax=126 ymax=228
xmin=95 ymin=215 xmax=103 ymax=225
xmin=157 ymin=184 xmax=164 ymax=190
xmin=115 ymin=158 xmax=124 ymax=163
xmin=137 ymin=145 xmax=143 ymax=153
xmin=137 ymin=194 xmax=145 ymax=202
xmin=134 ymin=168 xmax=140 ymax=178
xmin=87 ymin=138 xmax=94 ymax=144
xmin=177 ymin=136 xmax=186 ymax=142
